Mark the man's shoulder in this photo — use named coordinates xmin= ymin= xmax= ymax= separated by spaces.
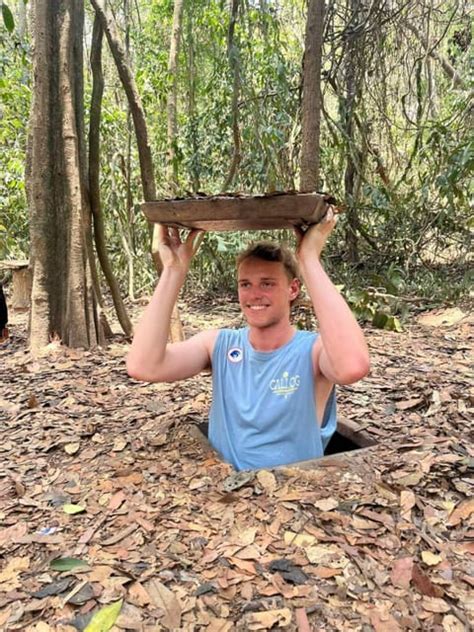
xmin=293 ymin=328 xmax=318 ymax=348
xmin=212 ymin=327 xmax=246 ymax=345
xmin=295 ymin=328 xmax=318 ymax=339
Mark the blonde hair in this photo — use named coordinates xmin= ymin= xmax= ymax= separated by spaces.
xmin=236 ymin=241 xmax=300 ymax=281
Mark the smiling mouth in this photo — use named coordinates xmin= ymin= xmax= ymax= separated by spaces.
xmin=248 ymin=305 xmax=269 ymax=311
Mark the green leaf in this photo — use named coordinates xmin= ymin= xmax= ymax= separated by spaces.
xmin=2 ymin=4 xmax=15 ymax=32
xmin=50 ymin=557 xmax=88 ymax=572
xmin=373 ymin=311 xmax=403 ymax=332
xmin=63 ymin=503 xmax=86 ymax=514
xmin=84 ymin=600 xmax=123 ymax=632
xmin=386 ymin=315 xmax=403 ymax=332
xmin=372 ymin=311 xmax=388 ymax=329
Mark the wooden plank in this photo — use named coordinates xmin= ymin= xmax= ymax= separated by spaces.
xmin=0 ymin=259 xmax=29 ymax=270
xmin=142 ymin=192 xmax=335 ymax=231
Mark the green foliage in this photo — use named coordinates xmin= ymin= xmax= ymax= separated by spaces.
xmin=343 ymin=287 xmax=404 ymax=331
xmin=0 ymin=30 xmax=30 ymax=259
xmin=1 ymin=3 xmax=14 ymax=33
xmin=0 ymin=0 xmax=471 ymax=310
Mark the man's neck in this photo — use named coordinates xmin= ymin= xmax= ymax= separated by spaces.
xmin=248 ymin=322 xmax=296 ymax=352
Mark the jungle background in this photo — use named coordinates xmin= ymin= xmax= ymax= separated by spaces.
xmin=0 ymin=0 xmax=472 ymax=341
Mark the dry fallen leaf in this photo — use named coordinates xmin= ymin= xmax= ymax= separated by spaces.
xmin=206 ymin=618 xmax=233 ymax=632
xmin=442 ymin=614 xmax=465 ymax=631
xmin=115 ymin=602 xmax=144 ymax=629
xmin=256 ymin=470 xmax=277 ymax=495
xmin=400 ymin=490 xmax=416 ymax=519
xmin=128 ymin=581 xmax=151 ymax=607
xmin=64 ymin=442 xmax=80 ymax=455
xmin=0 ymin=556 xmax=30 ymax=591
xmin=243 ymin=608 xmax=292 ymax=630
xmin=295 ymin=607 xmax=311 ymax=632
xmin=447 ymin=498 xmax=474 ymax=526
xmin=396 ymin=397 xmax=424 ymax=410
xmin=412 ymin=563 xmax=444 ymax=597
xmin=313 ymin=497 xmax=339 ymax=511
xmin=237 ymin=527 xmax=258 ymax=547
xmin=0 ymin=522 xmax=28 ymax=547
xmin=313 ymin=566 xmax=342 ymax=578
xmin=390 ymin=556 xmax=413 ymax=589
xmin=144 ymin=578 xmax=182 ymax=630
xmin=31 ymin=624 xmax=53 ymax=632
xmin=422 ymin=597 xmax=451 ymax=613
xmin=112 ymin=437 xmax=127 ymax=452
xmin=397 ymin=471 xmax=424 ymax=486
xmin=369 ymin=607 xmax=402 ymax=632
xmin=421 ymin=551 xmax=442 ymax=566
xmin=284 ymin=531 xmax=317 ymax=548
xmin=306 ymin=544 xmax=346 ymax=566
xmin=352 ymin=515 xmax=381 ymax=530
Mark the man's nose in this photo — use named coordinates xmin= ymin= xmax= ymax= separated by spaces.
xmin=249 ymin=286 xmax=263 ymax=300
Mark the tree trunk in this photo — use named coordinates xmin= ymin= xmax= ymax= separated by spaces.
xmin=90 ymin=0 xmax=156 ymax=201
xmin=29 ymin=0 xmax=104 ymax=353
xmin=342 ymin=0 xmax=365 ymax=264
xmin=223 ymin=0 xmax=241 ymax=192
xmin=91 ymin=0 xmax=184 ymax=342
xmin=165 ymin=0 xmax=186 ymax=342
xmin=166 ymin=0 xmax=185 ymax=194
xmin=185 ymin=3 xmax=200 ymax=192
xmin=299 ymin=0 xmax=324 ymax=192
xmin=89 ymin=14 xmax=133 ymax=337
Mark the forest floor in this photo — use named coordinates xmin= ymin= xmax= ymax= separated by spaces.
xmin=0 ymin=296 xmax=473 ymax=631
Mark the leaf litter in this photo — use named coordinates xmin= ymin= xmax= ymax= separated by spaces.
xmin=0 ymin=298 xmax=472 ymax=630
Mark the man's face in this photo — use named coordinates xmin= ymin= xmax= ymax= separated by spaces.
xmin=237 ymin=257 xmax=300 ymax=329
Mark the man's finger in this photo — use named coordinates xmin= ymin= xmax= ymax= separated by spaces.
xmin=170 ymin=227 xmax=181 ymax=243
xmin=185 ymin=229 xmax=205 ymax=253
xmin=158 ymin=224 xmax=168 ymax=240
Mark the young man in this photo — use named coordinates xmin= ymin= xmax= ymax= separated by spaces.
xmin=127 ymin=209 xmax=370 ymax=470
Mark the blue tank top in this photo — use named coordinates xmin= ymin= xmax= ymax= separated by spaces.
xmin=208 ymin=328 xmax=337 ymax=471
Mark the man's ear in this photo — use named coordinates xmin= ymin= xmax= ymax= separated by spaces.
xmin=289 ymin=278 xmax=300 ymax=301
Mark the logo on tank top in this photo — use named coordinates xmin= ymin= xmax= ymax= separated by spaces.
xmin=270 ymin=371 xmax=301 ymax=398
xmin=227 ymin=347 xmax=243 ymax=363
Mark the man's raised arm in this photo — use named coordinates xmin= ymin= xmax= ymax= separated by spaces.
xmin=127 ymin=226 xmax=216 ymax=383
xmin=295 ymin=209 xmax=370 ymax=385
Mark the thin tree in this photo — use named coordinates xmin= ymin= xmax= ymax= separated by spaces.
xmin=167 ymin=0 xmax=185 ymax=194
xmin=300 ymin=0 xmax=325 ymax=192
xmin=342 ymin=0 xmax=365 ymax=263
xmin=91 ymin=0 xmax=184 ymax=341
xmin=223 ymin=0 xmax=241 ymax=192
xmin=89 ymin=14 xmax=133 ymax=336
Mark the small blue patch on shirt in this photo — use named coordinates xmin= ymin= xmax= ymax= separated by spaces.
xmin=227 ymin=347 xmax=243 ymax=363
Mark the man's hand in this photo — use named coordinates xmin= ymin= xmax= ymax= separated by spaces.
xmin=294 ymin=206 xmax=338 ymax=264
xmin=157 ymin=225 xmax=205 ymax=274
